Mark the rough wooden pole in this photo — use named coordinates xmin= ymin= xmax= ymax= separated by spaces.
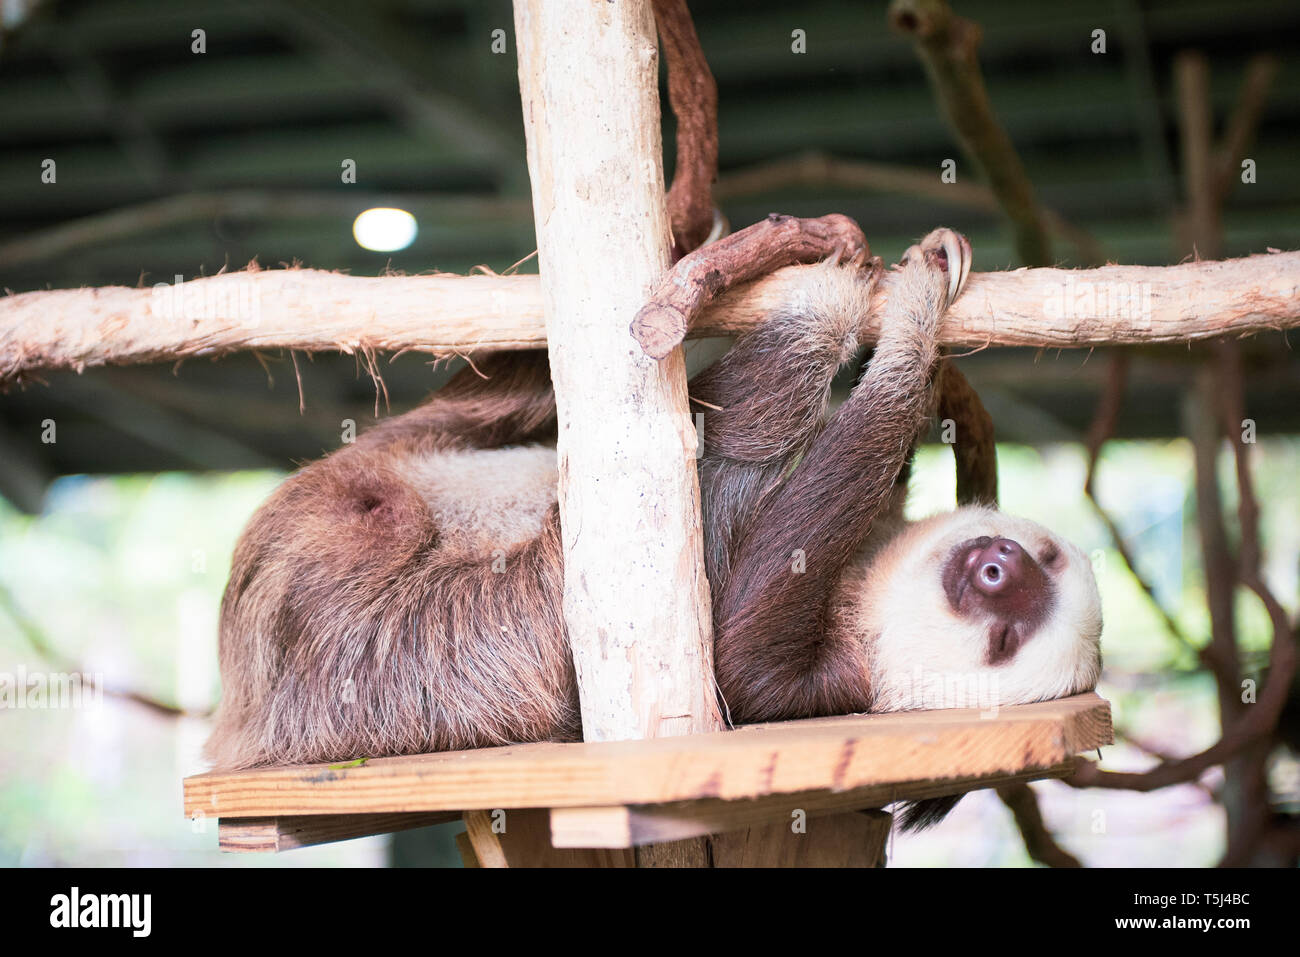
xmin=512 ymin=0 xmax=721 ymax=742
xmin=4 ymin=251 xmax=1298 ymax=380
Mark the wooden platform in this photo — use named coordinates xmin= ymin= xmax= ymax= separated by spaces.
xmin=184 ymin=692 xmax=1110 ymax=857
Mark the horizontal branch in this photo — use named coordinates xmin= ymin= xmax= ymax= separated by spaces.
xmin=2 ymin=250 xmax=1298 ymax=379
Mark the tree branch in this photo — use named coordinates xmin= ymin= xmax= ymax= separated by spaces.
xmin=652 ymin=0 xmax=719 ymax=258
xmin=888 ymin=0 xmax=1052 ymax=266
xmin=3 ymin=250 xmax=1297 ymax=382
xmin=995 ymin=784 xmax=1082 ymax=867
xmin=1083 ymin=353 xmax=1201 ymax=658
xmin=0 ymin=581 xmax=207 ymax=720
xmin=630 ymin=213 xmax=869 ymax=359
xmin=1067 ymin=363 xmax=1296 ymax=795
xmin=1214 ymin=54 xmax=1279 ymax=204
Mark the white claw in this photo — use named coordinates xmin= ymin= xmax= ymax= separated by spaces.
xmin=704 ymin=207 xmax=730 ymax=246
xmin=942 ymin=231 xmax=963 ymax=306
xmin=958 ymin=235 xmax=972 ymax=300
xmin=898 ymin=229 xmax=972 ymax=304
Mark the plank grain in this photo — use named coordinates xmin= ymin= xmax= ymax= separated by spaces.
xmin=185 ymin=692 xmax=1111 ymax=819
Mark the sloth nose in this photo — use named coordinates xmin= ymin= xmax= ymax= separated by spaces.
xmin=972 ymin=538 xmax=1026 ymax=596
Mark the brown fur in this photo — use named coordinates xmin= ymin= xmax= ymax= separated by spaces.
xmin=938 ymin=362 xmax=998 ymax=508
xmin=206 ymin=234 xmax=965 ymax=770
xmin=703 ymin=238 xmax=955 ymax=723
xmin=207 ymin=353 xmax=579 ymax=769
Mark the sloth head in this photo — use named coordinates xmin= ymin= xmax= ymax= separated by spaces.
xmin=856 ymin=506 xmax=1103 ymax=712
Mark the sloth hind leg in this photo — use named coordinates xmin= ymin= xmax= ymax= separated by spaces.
xmin=356 ymin=349 xmax=558 ymax=456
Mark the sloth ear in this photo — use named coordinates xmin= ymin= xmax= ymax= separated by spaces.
xmin=897 ymin=794 xmax=964 ymax=832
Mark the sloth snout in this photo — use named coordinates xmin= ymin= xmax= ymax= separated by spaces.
xmin=972 ymin=538 xmax=1026 ymax=596
xmin=942 ymin=534 xmax=1053 ymax=621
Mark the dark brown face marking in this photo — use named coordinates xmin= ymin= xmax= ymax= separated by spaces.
xmin=942 ymin=536 xmax=1056 ymax=665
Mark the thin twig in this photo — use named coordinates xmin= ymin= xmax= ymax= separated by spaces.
xmin=1082 ymin=353 xmax=1201 ymax=657
xmin=996 ymin=784 xmax=1082 ymax=867
xmin=0 ymin=580 xmax=208 ymax=719
xmin=1214 ymin=55 xmax=1279 ymax=204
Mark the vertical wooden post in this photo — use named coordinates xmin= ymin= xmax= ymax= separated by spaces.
xmin=463 ymin=810 xmax=635 ymax=868
xmin=512 ymin=1 xmax=722 ymax=744
xmin=712 ymin=811 xmax=893 ymax=868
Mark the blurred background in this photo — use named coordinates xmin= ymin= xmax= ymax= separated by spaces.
xmin=1 ymin=0 xmax=1298 ymax=866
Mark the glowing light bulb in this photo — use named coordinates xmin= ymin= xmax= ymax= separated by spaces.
xmin=352 ymin=207 xmax=418 ymax=252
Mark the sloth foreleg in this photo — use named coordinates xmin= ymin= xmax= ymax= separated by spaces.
xmin=711 ymin=228 xmax=972 ymax=722
xmin=691 ymin=255 xmax=884 ymax=586
xmin=351 ymin=349 xmax=558 ymax=457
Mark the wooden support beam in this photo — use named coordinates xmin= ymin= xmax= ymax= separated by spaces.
xmin=0 ymin=190 xmax=530 ymax=268
xmin=215 ymin=812 xmax=459 ymax=853
xmin=711 ymin=810 xmax=892 ymax=868
xmin=511 ymin=0 xmax=720 ymax=744
xmin=4 ymin=251 xmax=1298 ymax=381
xmin=462 ymin=809 xmax=634 ymax=868
xmin=454 ymin=831 xmax=480 ymax=868
xmin=274 ymin=0 xmax=521 ymax=170
xmin=547 ymin=764 xmax=1072 ymax=849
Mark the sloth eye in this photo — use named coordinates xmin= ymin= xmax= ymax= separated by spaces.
xmin=1039 ymin=542 xmax=1061 ymax=567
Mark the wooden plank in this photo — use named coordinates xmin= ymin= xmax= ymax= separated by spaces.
xmin=635 ymin=837 xmax=713 ymax=868
xmin=462 ymin=809 xmax=634 ymax=868
xmin=711 ymin=810 xmax=892 ymax=868
xmin=184 ymin=692 xmax=1111 ymax=819
xmin=454 ymin=830 xmax=480 ymax=868
xmin=216 ymin=812 xmax=459 ymax=853
xmin=547 ymin=764 xmax=1073 ymax=848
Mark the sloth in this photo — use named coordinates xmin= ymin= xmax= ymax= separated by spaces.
xmin=205 ymin=229 xmax=1104 ymax=808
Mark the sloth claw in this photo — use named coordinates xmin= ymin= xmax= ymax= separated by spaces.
xmin=827 ymin=236 xmax=870 ymax=270
xmin=898 ymin=228 xmax=972 ymax=308
xmin=844 ymin=254 xmax=884 ymax=288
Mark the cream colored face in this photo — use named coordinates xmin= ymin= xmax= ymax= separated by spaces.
xmin=859 ymin=506 xmax=1103 ymax=713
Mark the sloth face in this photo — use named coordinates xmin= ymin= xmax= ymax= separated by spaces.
xmin=860 ymin=506 xmax=1103 ymax=713
xmin=940 ymin=534 xmax=1056 ymax=666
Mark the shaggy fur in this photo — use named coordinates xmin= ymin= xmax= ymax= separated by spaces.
xmin=206 ymin=352 xmax=579 ymax=769
xmin=205 ymin=228 xmax=1103 ymax=773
